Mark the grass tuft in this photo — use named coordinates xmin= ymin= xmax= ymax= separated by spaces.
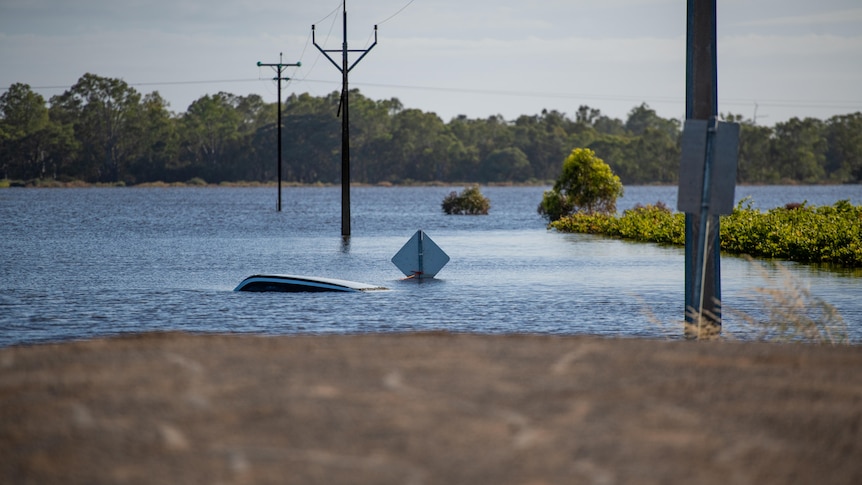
xmin=642 ymin=257 xmax=850 ymax=345
xmin=725 ymin=258 xmax=849 ymax=345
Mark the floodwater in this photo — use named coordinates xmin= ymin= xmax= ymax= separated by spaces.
xmin=1 ymin=185 xmax=859 ymax=346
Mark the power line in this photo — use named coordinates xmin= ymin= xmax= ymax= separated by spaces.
xmin=377 ymin=0 xmax=416 ymax=25
xmin=3 ymin=78 xmax=263 ymax=92
xmin=295 ymin=2 xmax=344 ymax=87
xmin=313 ymin=1 xmax=344 ymax=25
xmin=295 ymin=79 xmax=862 ymax=111
xmin=5 ymin=77 xmax=860 ymax=113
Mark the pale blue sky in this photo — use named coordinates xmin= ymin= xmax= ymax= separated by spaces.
xmin=1 ymin=0 xmax=861 ymax=125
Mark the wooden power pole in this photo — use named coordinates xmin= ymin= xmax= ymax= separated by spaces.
xmin=257 ymin=53 xmax=300 ymax=212
xmin=313 ymin=0 xmax=378 ymax=237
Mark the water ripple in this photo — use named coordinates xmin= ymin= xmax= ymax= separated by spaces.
xmin=0 ymin=186 xmax=859 ymax=346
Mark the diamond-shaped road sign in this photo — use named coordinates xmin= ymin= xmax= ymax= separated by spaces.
xmin=391 ymin=230 xmax=449 ymax=279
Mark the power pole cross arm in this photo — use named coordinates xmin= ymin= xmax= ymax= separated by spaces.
xmin=312 ymin=25 xmax=377 ymax=73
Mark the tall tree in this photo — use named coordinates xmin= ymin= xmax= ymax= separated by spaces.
xmin=625 ymin=102 xmax=680 ymax=138
xmin=512 ymin=110 xmax=574 ymax=181
xmin=723 ymin=114 xmax=776 ymax=184
xmin=130 ymin=92 xmax=177 ymax=183
xmin=278 ymin=91 xmax=341 ymax=183
xmin=588 ymin=134 xmax=633 ymax=183
xmin=771 ymin=117 xmax=826 ymax=183
xmin=385 ymin=109 xmax=454 ymax=182
xmin=576 ymin=105 xmax=625 ymax=136
xmin=824 ymin=113 xmax=862 ymax=183
xmin=447 ymin=115 xmax=483 ymax=181
xmin=234 ymin=94 xmax=275 ymax=135
xmin=480 ymin=147 xmax=531 ymax=182
xmin=627 ymin=126 xmax=680 ymax=183
xmin=7 ymin=75 xmax=862 ymax=185
xmin=0 ymin=83 xmax=48 ymax=137
xmin=349 ymin=91 xmax=398 ymax=183
xmin=179 ymin=92 xmax=243 ymax=182
xmin=49 ymin=73 xmax=143 ymax=183
xmin=1 ymin=83 xmax=48 ymax=179
xmin=1 ymin=83 xmax=77 ymax=181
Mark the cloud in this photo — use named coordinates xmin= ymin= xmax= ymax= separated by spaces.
xmin=720 ymin=33 xmax=862 ymax=65
xmin=2 ymin=0 xmax=860 ymax=123
xmin=735 ymin=7 xmax=862 ymax=28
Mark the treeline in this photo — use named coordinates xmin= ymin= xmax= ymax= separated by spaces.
xmin=1 ymin=73 xmax=861 ymax=185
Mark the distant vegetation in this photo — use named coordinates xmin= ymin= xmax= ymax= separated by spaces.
xmin=442 ymin=185 xmax=491 ymax=215
xmin=549 ymin=199 xmax=862 ymax=268
xmin=2 ymin=73 xmax=862 ymax=187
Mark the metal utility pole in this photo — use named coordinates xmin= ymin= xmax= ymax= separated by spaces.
xmin=257 ymin=53 xmax=301 ymax=212
xmin=679 ymin=0 xmax=738 ymax=339
xmin=313 ymin=0 xmax=378 ymax=237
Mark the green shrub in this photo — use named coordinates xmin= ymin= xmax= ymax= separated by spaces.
xmin=551 ymin=198 xmax=862 ymax=268
xmin=538 ymin=148 xmax=623 ymax=221
xmin=720 ymin=199 xmax=862 ymax=266
xmin=442 ymin=185 xmax=491 ymax=215
xmin=550 ymin=201 xmax=685 ymax=245
xmin=186 ymin=177 xmax=208 ymax=186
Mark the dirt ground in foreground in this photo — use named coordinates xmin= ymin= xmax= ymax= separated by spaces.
xmin=1 ymin=332 xmax=861 ymax=485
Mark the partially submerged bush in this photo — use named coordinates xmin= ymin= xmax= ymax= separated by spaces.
xmin=552 ymin=198 xmax=862 ymax=268
xmin=550 ymin=201 xmax=685 ymax=245
xmin=720 ymin=198 xmax=862 ymax=267
xmin=538 ymin=148 xmax=623 ymax=221
xmin=442 ymin=185 xmax=490 ymax=215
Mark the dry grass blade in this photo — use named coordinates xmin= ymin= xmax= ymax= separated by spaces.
xmin=726 ymin=257 xmax=849 ymax=345
xmin=684 ymin=304 xmax=722 ymax=340
xmin=641 ymin=257 xmax=849 ymax=344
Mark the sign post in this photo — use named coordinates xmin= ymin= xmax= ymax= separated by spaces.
xmin=679 ymin=0 xmax=739 ymax=339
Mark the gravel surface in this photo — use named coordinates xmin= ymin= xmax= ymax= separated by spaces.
xmin=2 ymin=332 xmax=861 ymax=484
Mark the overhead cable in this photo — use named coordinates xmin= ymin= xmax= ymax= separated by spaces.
xmin=377 ymin=0 xmax=416 ymax=25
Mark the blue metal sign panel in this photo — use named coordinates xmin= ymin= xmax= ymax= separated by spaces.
xmin=678 ymin=120 xmax=740 ymax=215
xmin=391 ymin=230 xmax=450 ymax=279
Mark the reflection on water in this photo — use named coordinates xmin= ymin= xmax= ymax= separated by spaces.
xmin=0 ymin=185 xmax=859 ymax=346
